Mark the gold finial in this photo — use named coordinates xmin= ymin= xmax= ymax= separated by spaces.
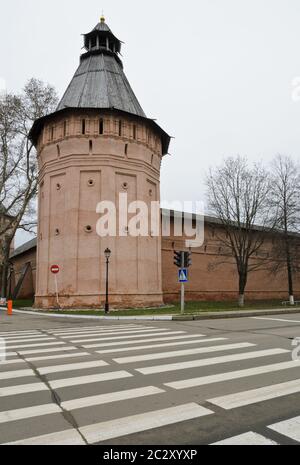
xmin=100 ymin=11 xmax=105 ymax=23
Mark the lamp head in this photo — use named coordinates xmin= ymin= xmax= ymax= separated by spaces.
xmin=104 ymin=248 xmax=111 ymax=260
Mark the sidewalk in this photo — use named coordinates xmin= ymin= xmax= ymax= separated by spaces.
xmin=9 ymin=306 xmax=300 ymax=321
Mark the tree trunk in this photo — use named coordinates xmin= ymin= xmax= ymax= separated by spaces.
xmin=285 ymin=239 xmax=294 ymax=305
xmin=0 ymin=239 xmax=11 ymax=299
xmin=238 ymin=271 xmax=247 ymax=307
xmin=238 ymin=294 xmax=245 ymax=307
xmin=0 ymin=261 xmax=8 ymax=299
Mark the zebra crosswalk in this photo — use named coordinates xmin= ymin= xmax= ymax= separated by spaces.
xmin=0 ymin=322 xmax=300 ymax=445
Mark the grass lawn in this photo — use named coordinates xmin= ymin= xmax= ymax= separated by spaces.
xmin=14 ymin=299 xmax=297 ymax=316
xmin=12 ymin=300 xmax=34 ymax=309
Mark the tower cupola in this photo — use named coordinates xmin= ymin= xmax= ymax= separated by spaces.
xmin=83 ymin=16 xmax=122 ymax=57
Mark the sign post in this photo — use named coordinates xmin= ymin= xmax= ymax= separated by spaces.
xmin=50 ymin=265 xmax=60 ymax=308
xmin=174 ymin=251 xmax=191 ymax=315
xmin=179 ymin=266 xmax=188 ymax=315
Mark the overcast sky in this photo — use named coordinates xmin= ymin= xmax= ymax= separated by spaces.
xmin=1 ymin=0 xmax=300 ymax=246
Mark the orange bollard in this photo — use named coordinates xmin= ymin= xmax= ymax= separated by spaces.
xmin=7 ymin=300 xmax=13 ymax=316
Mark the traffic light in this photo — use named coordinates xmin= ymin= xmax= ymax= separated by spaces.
xmin=184 ymin=251 xmax=192 ymax=268
xmin=174 ymin=251 xmax=182 ymax=268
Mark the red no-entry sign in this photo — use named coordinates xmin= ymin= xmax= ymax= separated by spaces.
xmin=50 ymin=265 xmax=60 ymax=274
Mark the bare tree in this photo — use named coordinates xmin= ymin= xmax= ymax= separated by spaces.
xmin=0 ymin=78 xmax=58 ymax=298
xmin=206 ymin=156 xmax=273 ymax=307
xmin=268 ymin=155 xmax=300 ymax=305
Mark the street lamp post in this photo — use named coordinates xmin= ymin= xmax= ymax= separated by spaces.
xmin=104 ymin=248 xmax=111 ymax=314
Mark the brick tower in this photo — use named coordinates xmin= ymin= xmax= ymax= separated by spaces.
xmin=30 ymin=17 xmax=170 ymax=309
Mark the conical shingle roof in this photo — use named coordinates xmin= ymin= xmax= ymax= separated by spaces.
xmin=57 ymin=19 xmax=146 ymax=117
xmin=57 ymin=53 xmax=146 ymax=117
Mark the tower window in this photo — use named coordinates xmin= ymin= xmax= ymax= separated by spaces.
xmin=118 ymin=120 xmax=122 ymax=137
xmin=133 ymin=125 xmax=137 ymax=140
xmin=56 ymin=144 xmax=60 ymax=157
xmin=51 ymin=127 xmax=54 ymax=141
xmin=82 ymin=119 xmax=86 ymax=135
xmin=99 ymin=118 xmax=104 ymax=135
xmin=63 ymin=121 xmax=67 ymax=137
xmin=89 ymin=140 xmax=93 ymax=153
xmin=125 ymin=144 xmax=128 ymax=156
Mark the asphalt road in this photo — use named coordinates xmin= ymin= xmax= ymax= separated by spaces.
xmin=1 ymin=309 xmax=300 ymax=445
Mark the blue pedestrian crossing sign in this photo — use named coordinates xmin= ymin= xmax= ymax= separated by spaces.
xmin=178 ymin=268 xmax=188 ymax=283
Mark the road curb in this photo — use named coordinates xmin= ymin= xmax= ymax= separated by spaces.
xmin=173 ymin=308 xmax=300 ymax=321
xmin=12 ymin=309 xmax=173 ymax=321
xmin=7 ymin=306 xmax=300 ymax=322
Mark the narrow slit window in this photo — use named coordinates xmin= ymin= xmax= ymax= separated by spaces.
xmin=99 ymin=118 xmax=104 ymax=135
xmin=63 ymin=121 xmax=67 ymax=137
xmin=119 ymin=120 xmax=122 ymax=137
xmin=51 ymin=127 xmax=54 ymax=141
xmin=56 ymin=144 xmax=60 ymax=157
xmin=82 ymin=119 xmax=86 ymax=135
xmin=133 ymin=125 xmax=137 ymax=140
xmin=89 ymin=140 xmax=93 ymax=153
xmin=125 ymin=144 xmax=128 ymax=156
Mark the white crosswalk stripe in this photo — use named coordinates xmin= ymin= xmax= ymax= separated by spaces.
xmin=5 ymin=429 xmax=86 ymax=445
xmin=5 ymin=341 xmax=66 ymax=350
xmin=48 ymin=370 xmax=132 ymax=389
xmin=0 ymin=358 xmax=26 ymax=366
xmin=5 ymin=337 xmax=56 ymax=344
xmin=79 ymin=403 xmax=213 ymax=444
xmin=268 ymin=416 xmax=300 ymax=442
xmin=0 ymin=404 xmax=61 ymax=424
xmin=96 ymin=337 xmax=225 ymax=354
xmin=3 ymin=335 xmax=52 ymax=341
xmin=164 ymin=359 xmax=298 ymax=389
xmin=47 ymin=325 xmax=141 ymax=334
xmin=61 ymin=327 xmax=158 ymax=339
xmin=37 ymin=360 xmax=109 ymax=375
xmin=139 ymin=348 xmax=289 ymax=376
xmin=208 ymin=378 xmax=300 ymax=409
xmin=0 ymin=331 xmax=41 ymax=336
xmin=95 ymin=334 xmax=202 ymax=349
xmin=25 ymin=352 xmax=90 ymax=362
xmin=0 ymin=368 xmax=35 ymax=380
xmin=16 ymin=346 xmax=78 ymax=355
xmin=212 ymin=432 xmax=278 ymax=445
xmin=114 ymin=342 xmax=255 ymax=364
xmin=83 ymin=331 xmax=187 ymax=347
xmin=61 ymin=386 xmax=165 ymax=411
xmin=71 ymin=328 xmax=179 ymax=343
xmin=1 ymin=322 xmax=300 ymax=445
xmin=0 ymin=382 xmax=49 ymax=397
